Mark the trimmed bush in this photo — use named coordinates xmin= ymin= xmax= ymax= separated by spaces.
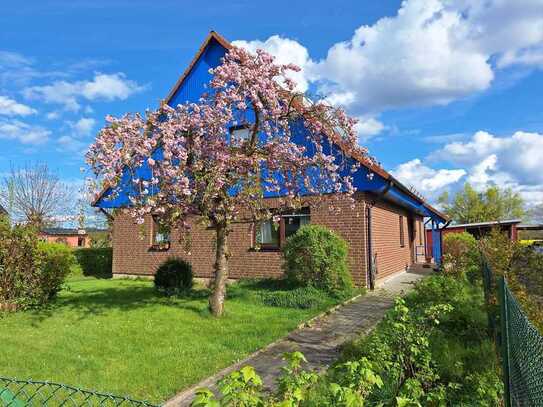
xmin=0 ymin=220 xmax=73 ymax=308
xmin=154 ymin=258 xmax=193 ymax=295
xmin=37 ymin=241 xmax=76 ymax=300
xmin=74 ymin=247 xmax=112 ymax=278
xmin=282 ymin=225 xmax=353 ymax=294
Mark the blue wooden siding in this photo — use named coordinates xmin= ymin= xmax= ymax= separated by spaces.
xmin=95 ymin=35 xmax=446 ymax=246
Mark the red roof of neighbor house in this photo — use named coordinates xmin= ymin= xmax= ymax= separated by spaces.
xmin=92 ymin=31 xmax=447 ymax=222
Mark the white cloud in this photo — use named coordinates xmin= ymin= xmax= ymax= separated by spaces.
xmin=432 ymin=130 xmax=543 ymax=187
xmin=233 ymin=0 xmax=543 ymax=120
xmin=392 ymin=158 xmax=466 ymax=200
xmin=57 ymin=135 xmax=88 ymax=152
xmin=232 ymin=35 xmax=314 ymax=92
xmin=70 ymin=117 xmax=96 ymax=137
xmin=23 ymin=72 xmax=145 ymax=111
xmin=355 ymin=116 xmax=385 ymax=140
xmin=0 ymin=95 xmax=36 ymax=116
xmin=0 ymin=119 xmax=50 ymax=145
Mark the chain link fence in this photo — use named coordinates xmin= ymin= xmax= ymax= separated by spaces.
xmin=482 ymin=260 xmax=543 ymax=407
xmin=0 ymin=377 xmax=160 ymax=407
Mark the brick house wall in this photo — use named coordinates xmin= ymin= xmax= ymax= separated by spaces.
xmin=368 ymin=199 xmax=424 ymax=282
xmin=111 ymin=192 xmax=423 ymax=287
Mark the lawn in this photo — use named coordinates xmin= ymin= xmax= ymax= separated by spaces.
xmin=0 ymin=276 xmax=344 ymax=404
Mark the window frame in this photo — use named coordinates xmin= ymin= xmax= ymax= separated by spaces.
xmin=399 ymin=215 xmax=405 ymax=248
xmin=254 ymin=208 xmax=310 ymax=251
xmin=150 ymin=215 xmax=171 ymax=251
xmin=229 ymin=124 xmax=251 ymax=146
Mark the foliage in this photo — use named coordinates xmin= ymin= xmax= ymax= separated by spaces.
xmin=74 ymin=247 xmax=112 ymax=278
xmin=87 ymin=45 xmax=368 ymax=316
xmin=154 ymin=258 xmax=193 ymax=295
xmin=480 ymin=229 xmax=543 ymax=332
xmin=191 ymin=275 xmax=503 ymax=406
xmin=0 ymin=220 xmax=72 ymax=308
xmin=442 ymin=232 xmax=479 ymax=280
xmin=282 ymin=225 xmax=353 ymax=294
xmin=438 ymin=183 xmax=525 ymax=224
xmin=36 ymin=241 xmax=76 ymax=301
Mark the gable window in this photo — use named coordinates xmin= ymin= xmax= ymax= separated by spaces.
xmin=255 ymin=208 xmax=310 ymax=250
xmin=230 ymin=125 xmax=251 ymax=145
xmin=151 ymin=215 xmax=171 ymax=251
xmin=399 ymin=215 xmax=405 ymax=247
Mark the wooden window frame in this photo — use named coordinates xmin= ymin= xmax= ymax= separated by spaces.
xmin=254 ymin=209 xmax=310 ymax=251
xmin=399 ymin=215 xmax=405 ymax=248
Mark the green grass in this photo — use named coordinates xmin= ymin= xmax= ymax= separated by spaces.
xmin=0 ymin=277 xmax=343 ymax=404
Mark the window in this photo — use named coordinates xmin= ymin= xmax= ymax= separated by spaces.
xmin=77 ymin=236 xmax=85 ymax=247
xmin=151 ymin=216 xmax=171 ymax=250
xmin=418 ymin=221 xmax=423 ymax=245
xmin=257 ymin=220 xmax=280 ymax=248
xmin=230 ymin=125 xmax=250 ymax=145
xmin=399 ymin=215 xmax=405 ymax=247
xmin=255 ymin=208 xmax=310 ymax=250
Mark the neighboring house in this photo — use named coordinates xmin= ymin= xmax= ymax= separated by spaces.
xmin=92 ymin=31 xmax=448 ymax=288
xmin=39 ymin=228 xmax=90 ymax=248
xmin=426 ymin=219 xmax=522 ymax=257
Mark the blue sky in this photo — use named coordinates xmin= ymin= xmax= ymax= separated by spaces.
xmin=1 ymin=0 xmax=543 ymax=208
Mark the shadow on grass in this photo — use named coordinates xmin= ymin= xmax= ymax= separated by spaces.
xmin=23 ymin=281 xmax=215 ymax=325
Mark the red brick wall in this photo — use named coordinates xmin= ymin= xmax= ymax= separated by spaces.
xmin=111 ymin=193 xmax=421 ymax=287
xmin=368 ymin=198 xmax=423 ymax=282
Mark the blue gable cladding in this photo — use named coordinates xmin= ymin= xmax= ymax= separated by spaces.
xmin=94 ymin=33 xmax=446 ymax=261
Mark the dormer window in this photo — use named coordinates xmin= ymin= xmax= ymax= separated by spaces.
xmin=230 ymin=125 xmax=250 ymax=145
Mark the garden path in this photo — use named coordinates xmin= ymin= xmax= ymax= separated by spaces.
xmin=165 ymin=265 xmax=432 ymax=406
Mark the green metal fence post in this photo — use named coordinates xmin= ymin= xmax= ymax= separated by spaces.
xmin=499 ymin=276 xmax=512 ymax=407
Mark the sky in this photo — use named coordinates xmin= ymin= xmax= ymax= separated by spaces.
xmin=1 ymin=0 xmax=543 ymax=210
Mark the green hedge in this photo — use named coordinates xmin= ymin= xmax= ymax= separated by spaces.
xmin=74 ymin=247 xmax=113 ymax=278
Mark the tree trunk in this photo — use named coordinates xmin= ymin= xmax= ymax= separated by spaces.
xmin=209 ymin=223 xmax=229 ymax=317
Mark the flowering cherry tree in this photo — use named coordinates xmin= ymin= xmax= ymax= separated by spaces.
xmin=87 ymin=46 xmax=373 ymax=316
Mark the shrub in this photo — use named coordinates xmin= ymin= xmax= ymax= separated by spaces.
xmin=154 ymin=258 xmax=193 ymax=295
xmin=282 ymin=225 xmax=353 ymax=294
xmin=0 ymin=220 xmax=73 ymax=308
xmin=74 ymin=247 xmax=112 ymax=278
xmin=442 ymin=232 xmax=479 ymax=279
xmin=37 ymin=241 xmax=76 ymax=300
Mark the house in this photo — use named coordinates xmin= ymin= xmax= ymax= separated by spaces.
xmin=93 ymin=31 xmax=447 ymax=288
xmin=425 ymin=219 xmax=521 ymax=257
xmin=39 ymin=228 xmax=90 ymax=248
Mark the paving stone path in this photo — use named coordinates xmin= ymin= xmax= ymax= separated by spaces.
xmin=165 ymin=266 xmax=432 ymax=406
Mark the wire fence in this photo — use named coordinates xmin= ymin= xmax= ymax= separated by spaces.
xmin=0 ymin=377 xmax=160 ymax=407
xmin=482 ymin=261 xmax=543 ymax=407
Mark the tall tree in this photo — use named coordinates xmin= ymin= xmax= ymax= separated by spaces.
xmin=527 ymin=203 xmax=543 ymax=224
xmin=438 ymin=183 xmax=525 ymax=224
xmin=0 ymin=163 xmax=72 ymax=227
xmin=87 ymin=47 xmax=369 ymax=316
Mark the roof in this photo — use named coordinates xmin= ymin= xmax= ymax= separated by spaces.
xmin=445 ymin=219 xmax=522 ymax=229
xmin=92 ymin=31 xmax=447 ymax=223
xmin=41 ymin=228 xmax=88 ymax=236
xmin=517 ymin=223 xmax=543 ymax=230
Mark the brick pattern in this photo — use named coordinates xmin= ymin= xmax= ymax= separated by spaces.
xmin=111 ymin=193 xmax=422 ymax=287
xmin=367 ymin=198 xmax=423 ymax=282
